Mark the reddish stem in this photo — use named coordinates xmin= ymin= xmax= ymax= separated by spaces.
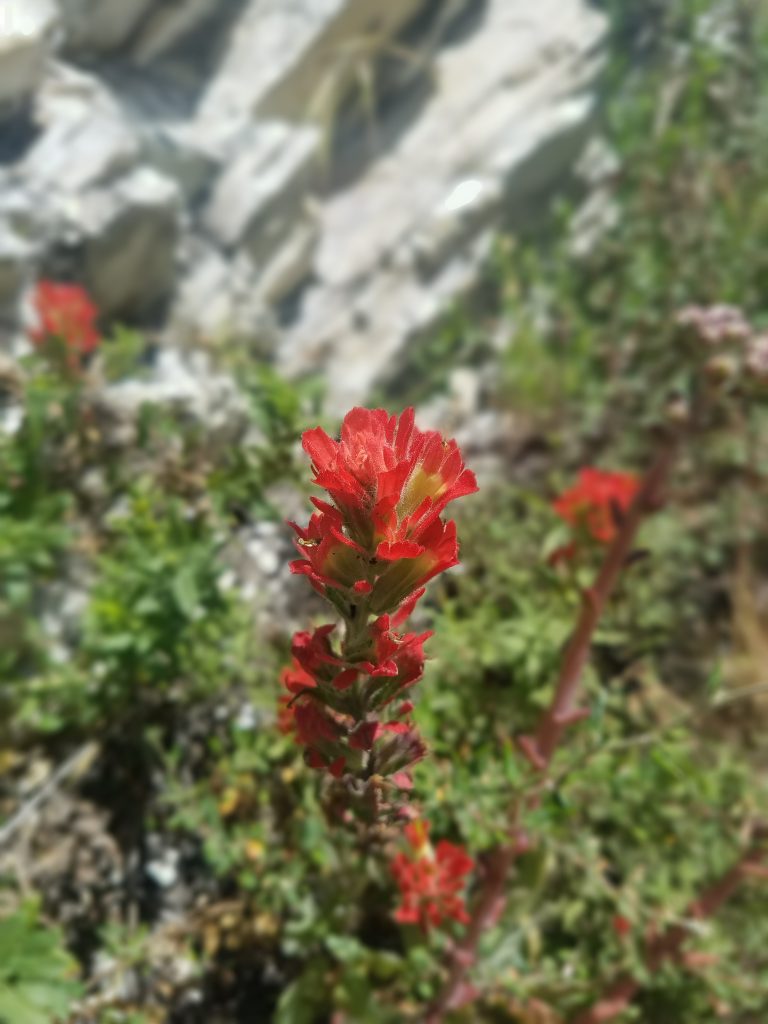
xmin=426 ymin=439 xmax=678 ymax=1023
xmin=571 ymin=841 xmax=766 ymax=1024
xmin=533 ymin=440 xmax=676 ymax=768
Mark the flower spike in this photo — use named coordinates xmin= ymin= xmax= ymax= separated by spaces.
xmin=279 ymin=407 xmax=477 ymax=808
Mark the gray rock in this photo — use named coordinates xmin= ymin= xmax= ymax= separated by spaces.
xmin=0 ymin=218 xmax=35 ymax=306
xmin=568 ymin=136 xmax=621 ymax=257
xmin=143 ymin=121 xmax=219 ymax=202
xmin=222 ymin=516 xmax=314 ymax=635
xmin=23 ymin=111 xmax=139 ymax=197
xmin=0 ymin=0 xmax=58 ymax=114
xmin=203 ymin=122 xmax=319 ymax=256
xmin=0 ymin=183 xmax=44 ymax=313
xmin=575 ymin=135 xmax=621 ymax=187
xmin=132 ymin=0 xmax=218 ymax=64
xmin=101 ymin=346 xmax=249 ymax=447
xmin=20 ymin=62 xmax=140 ymax=195
xmin=167 ymin=241 xmax=277 ymax=353
xmin=0 ymin=0 xmax=608 ymax=430
xmin=78 ymin=167 xmax=180 ymax=316
xmin=57 ymin=0 xmax=154 ymax=54
xmin=167 ymin=242 xmax=232 ymax=342
xmin=568 ymin=188 xmax=620 ymax=259
xmin=146 ymin=850 xmax=179 ymax=889
xmin=277 ymin=0 xmax=606 ymax=411
xmin=252 ymin=217 xmax=319 ymax=307
xmin=197 ymin=0 xmax=425 ymax=125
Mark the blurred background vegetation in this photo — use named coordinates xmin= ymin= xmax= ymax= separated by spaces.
xmin=1 ymin=1 xmax=768 ymax=1021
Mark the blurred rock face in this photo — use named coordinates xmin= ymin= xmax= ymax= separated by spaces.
xmin=0 ymin=0 xmax=605 ymax=410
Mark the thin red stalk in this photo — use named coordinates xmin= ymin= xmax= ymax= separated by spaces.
xmin=570 ymin=841 xmax=766 ymax=1024
xmin=533 ymin=440 xmax=677 ymax=767
xmin=426 ymin=439 xmax=679 ymax=1023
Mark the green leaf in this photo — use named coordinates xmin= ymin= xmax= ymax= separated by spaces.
xmin=172 ymin=565 xmax=200 ymax=619
xmin=0 ymin=912 xmax=81 ymax=1024
xmin=274 ymin=963 xmax=327 ymax=1024
xmin=325 ymin=934 xmax=365 ymax=964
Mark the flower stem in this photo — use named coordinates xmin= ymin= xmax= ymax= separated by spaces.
xmin=570 ymin=834 xmax=767 ymax=1024
xmin=426 ymin=435 xmax=679 ymax=1023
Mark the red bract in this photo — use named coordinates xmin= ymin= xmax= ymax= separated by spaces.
xmin=290 ymin=626 xmax=344 ymax=680
xmin=289 ymin=507 xmax=371 ymax=596
xmin=368 ymin=517 xmax=460 ymax=615
xmin=280 ymin=657 xmax=318 ymax=696
xmin=302 ymin=407 xmax=477 ymax=552
xmin=391 ymin=821 xmax=474 ymax=931
xmin=282 ymin=406 xmax=476 ymax=800
xmin=30 ymin=281 xmax=101 ymax=368
xmin=357 ymin=617 xmax=431 ymax=682
xmin=293 ymin=700 xmax=341 ymax=746
xmin=553 ymin=468 xmax=639 ymax=546
xmin=276 ymin=695 xmax=296 ymax=736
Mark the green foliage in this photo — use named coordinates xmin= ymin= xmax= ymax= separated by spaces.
xmin=0 ymin=368 xmax=75 ymax=684
xmin=1 ymin=2 xmax=767 ymax=1022
xmin=0 ymin=343 xmax=310 ymax=735
xmin=0 ymin=500 xmax=70 ymax=678
xmin=82 ymin=484 xmax=240 ymax=704
xmin=0 ymin=905 xmax=81 ymax=1024
xmin=495 ymin=0 xmax=768 ymax=434
xmin=100 ymin=326 xmax=149 ymax=383
xmin=207 ymin=362 xmax=314 ymax=520
xmin=373 ymin=302 xmax=494 ymax=409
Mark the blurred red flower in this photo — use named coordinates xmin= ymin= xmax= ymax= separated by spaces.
xmin=30 ymin=281 xmax=101 ymax=367
xmin=612 ymin=914 xmax=632 ymax=938
xmin=553 ymin=468 xmax=639 ymax=546
xmin=276 ymin=695 xmax=296 ymax=736
xmin=391 ymin=821 xmax=474 ymax=931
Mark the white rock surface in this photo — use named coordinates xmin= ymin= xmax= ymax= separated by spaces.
xmin=0 ymin=0 xmax=58 ymax=112
xmin=203 ymin=122 xmax=320 ymax=254
xmin=79 ymin=167 xmax=180 ymax=316
xmin=102 ymin=347 xmax=249 ymax=445
xmin=0 ymin=0 xmax=607 ymax=407
xmin=197 ymin=0 xmax=426 ymax=124
xmin=168 ymin=241 xmax=277 ymax=352
xmin=0 ymin=185 xmax=43 ymax=309
xmin=0 ymin=224 xmax=33 ymax=305
xmin=277 ymin=0 xmax=606 ymax=409
xmin=21 ymin=63 xmax=140 ymax=193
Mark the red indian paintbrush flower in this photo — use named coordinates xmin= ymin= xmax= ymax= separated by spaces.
xmin=301 ymin=407 xmax=477 ymax=551
xmin=281 ymin=407 xmax=477 ymax=801
xmin=30 ymin=281 xmax=101 ymax=369
xmin=391 ymin=821 xmax=474 ymax=931
xmin=553 ymin=468 xmax=639 ymax=547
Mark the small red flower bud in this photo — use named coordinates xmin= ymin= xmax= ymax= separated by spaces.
xmin=30 ymin=280 xmax=101 ymax=370
xmin=553 ymin=468 xmax=639 ymax=548
xmin=613 ymin=914 xmax=632 ymax=938
xmin=391 ymin=820 xmax=474 ymax=932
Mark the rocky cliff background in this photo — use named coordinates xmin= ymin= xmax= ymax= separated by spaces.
xmin=1 ymin=0 xmax=605 ymax=412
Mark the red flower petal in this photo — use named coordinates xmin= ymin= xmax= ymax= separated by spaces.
xmin=376 ymin=540 xmax=425 ymax=561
